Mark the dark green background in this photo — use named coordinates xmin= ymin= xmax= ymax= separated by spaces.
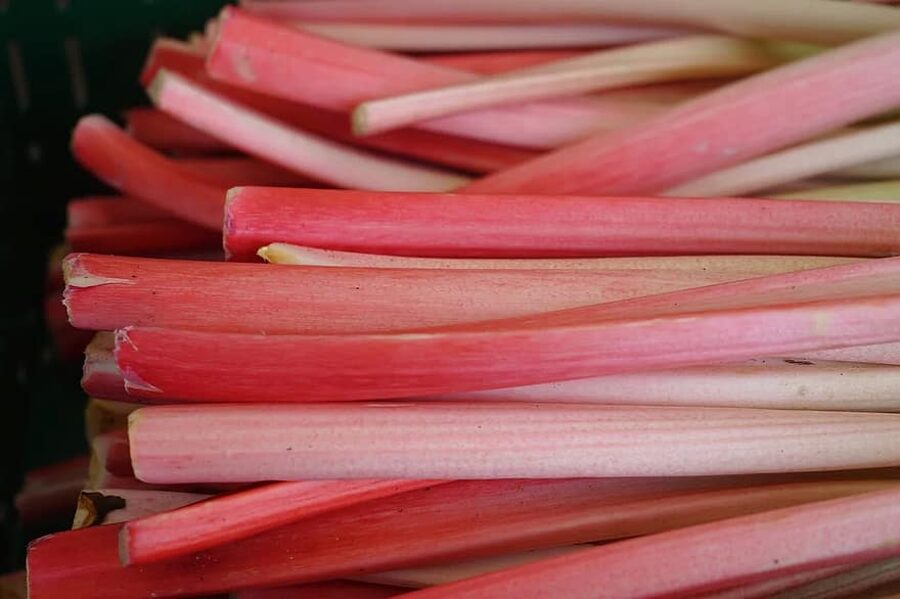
xmin=0 ymin=0 xmax=229 ymax=572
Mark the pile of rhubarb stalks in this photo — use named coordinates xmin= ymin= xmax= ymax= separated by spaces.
xmin=20 ymin=0 xmax=900 ymax=597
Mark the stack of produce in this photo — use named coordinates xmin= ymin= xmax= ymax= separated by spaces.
xmin=20 ymin=1 xmax=900 ymax=596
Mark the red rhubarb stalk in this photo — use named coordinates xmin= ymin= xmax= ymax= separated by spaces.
xmin=65 ymin=221 xmax=221 ymax=255
xmin=240 ymin=0 xmax=900 ymax=44
xmin=125 ymin=107 xmax=226 ymax=154
xmin=206 ymin=8 xmax=661 ymax=149
xmin=148 ymin=70 xmax=469 ymax=192
xmin=72 ymin=488 xmax=208 ymax=528
xmin=25 ymin=475 xmax=897 ymax=597
xmin=176 ymin=156 xmax=322 ymax=188
xmin=258 ymin=243 xmax=857 ymax=271
xmin=122 ymin=479 xmax=440 ymax=565
xmin=129 ymin=403 xmax=900 ymax=481
xmin=63 ymin=253 xmax=828 ymax=335
xmin=114 ymin=256 xmax=900 ymax=402
xmin=71 ymin=115 xmax=225 ymax=229
xmin=234 ymin=581 xmax=405 ymax=599
xmin=91 ymin=431 xmax=133 ymax=478
xmin=139 ymin=39 xmax=536 ymax=173
xmin=354 ymin=35 xmax=784 ymax=136
xmin=297 ymin=21 xmax=691 ymax=52
xmin=666 ymin=121 xmax=900 ymax=197
xmin=223 ymin=188 xmax=900 ymax=261
xmin=400 ymin=488 xmax=900 ymax=598
xmin=463 ymin=29 xmax=900 ymax=195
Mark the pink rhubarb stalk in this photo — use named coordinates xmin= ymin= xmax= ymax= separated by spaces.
xmin=401 ymin=488 xmax=900 ymax=598
xmin=139 ymin=39 xmax=536 ymax=173
xmin=223 ymin=188 xmax=900 ymax=261
xmin=240 ymin=0 xmax=900 ymax=44
xmin=63 ymin=253 xmax=827 ymax=335
xmin=128 ymin=403 xmax=900 ymax=481
xmin=26 ymin=475 xmax=897 ymax=597
xmin=71 ymin=115 xmax=225 ymax=229
xmin=148 ymin=70 xmax=469 ymax=192
xmin=666 ymin=121 xmax=900 ymax=197
xmin=122 ymin=479 xmax=440 ymax=565
xmin=463 ymin=29 xmax=900 ymax=195
xmin=114 ymin=256 xmax=900 ymax=402
xmin=125 ymin=107 xmax=226 ymax=154
xmin=72 ymin=488 xmax=208 ymax=529
xmin=298 ymin=21 xmax=690 ymax=52
xmin=206 ymin=8 xmax=662 ymax=149
xmin=354 ymin=35 xmax=783 ymax=136
xmin=259 ymin=243 xmax=857 ymax=271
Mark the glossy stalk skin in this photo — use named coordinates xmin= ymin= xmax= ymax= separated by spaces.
xmin=140 ymin=39 xmax=536 ymax=173
xmin=401 ymin=488 xmax=900 ymax=599
xmin=355 ymin=35 xmax=782 ymax=135
xmin=122 ymin=480 xmax=440 ymax=565
xmin=206 ymin=8 xmax=662 ymax=150
xmin=114 ymin=257 xmax=900 ymax=402
xmin=259 ymin=243 xmax=857 ymax=271
xmin=63 ymin=253 xmax=808 ymax=335
xmin=240 ymin=0 xmax=900 ymax=44
xmin=26 ymin=474 xmax=896 ymax=597
xmin=129 ymin=403 xmax=900 ymax=481
xmin=148 ymin=70 xmax=470 ymax=192
xmin=71 ymin=488 xmax=208 ymax=529
xmin=223 ymin=188 xmax=900 ymax=261
xmin=464 ymin=30 xmax=900 ymax=195
xmin=71 ymin=115 xmax=225 ymax=229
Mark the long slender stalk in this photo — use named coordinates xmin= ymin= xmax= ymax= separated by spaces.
xmin=401 ymin=488 xmax=900 ymax=598
xmin=122 ymin=480 xmax=440 ymax=565
xmin=64 ymin=253 xmax=829 ymax=335
xmin=223 ymin=188 xmax=900 ymax=261
xmin=65 ymin=221 xmax=221 ymax=255
xmin=148 ymin=70 xmax=469 ymax=192
xmin=775 ymin=179 xmax=900 ymax=202
xmin=72 ymin=489 xmax=208 ymax=529
xmin=140 ymin=39 xmax=537 ymax=173
xmin=666 ymin=121 xmax=900 ymax=197
xmin=354 ymin=35 xmax=785 ymax=135
xmin=129 ymin=403 xmax=900 ymax=481
xmin=124 ymin=107 xmax=226 ymax=154
xmin=298 ymin=22 xmax=692 ymax=52
xmin=464 ymin=29 xmax=900 ymax=195
xmin=240 ymin=0 xmax=900 ymax=44
xmin=206 ymin=8 xmax=663 ymax=149
xmin=114 ymin=257 xmax=900 ymax=402
xmin=234 ymin=581 xmax=405 ymax=599
xmin=259 ymin=243 xmax=857 ymax=271
xmin=176 ymin=156 xmax=321 ymax=188
xmin=26 ymin=474 xmax=897 ymax=597
xmin=71 ymin=115 xmax=225 ymax=229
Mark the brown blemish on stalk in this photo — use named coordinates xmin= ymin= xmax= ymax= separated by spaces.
xmin=783 ymin=359 xmax=815 ymax=366
xmin=73 ymin=491 xmax=126 ymax=528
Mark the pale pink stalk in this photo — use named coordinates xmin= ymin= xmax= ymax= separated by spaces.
xmin=64 ymin=252 xmax=784 ymax=335
xmin=667 ymin=121 xmax=900 ymax=197
xmin=241 ymin=0 xmax=900 ymax=44
xmin=355 ymin=35 xmax=782 ymax=135
xmin=25 ymin=475 xmax=897 ymax=597
xmin=121 ymin=480 xmax=440 ymax=565
xmin=259 ymin=243 xmax=857 ymax=271
xmin=224 ymin=188 xmax=900 ymax=261
xmin=129 ymin=403 xmax=900 ymax=481
xmin=775 ymin=180 xmax=900 ymax=202
xmin=206 ymin=8 xmax=664 ymax=149
xmin=71 ymin=115 xmax=225 ymax=229
xmin=72 ymin=489 xmax=208 ymax=529
xmin=464 ymin=30 xmax=900 ymax=195
xmin=115 ymin=257 xmax=900 ymax=402
xmin=298 ymin=21 xmax=691 ymax=52
xmin=358 ymin=546 xmax=591 ymax=588
xmin=401 ymin=488 xmax=900 ymax=598
xmin=148 ymin=71 xmax=468 ymax=192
